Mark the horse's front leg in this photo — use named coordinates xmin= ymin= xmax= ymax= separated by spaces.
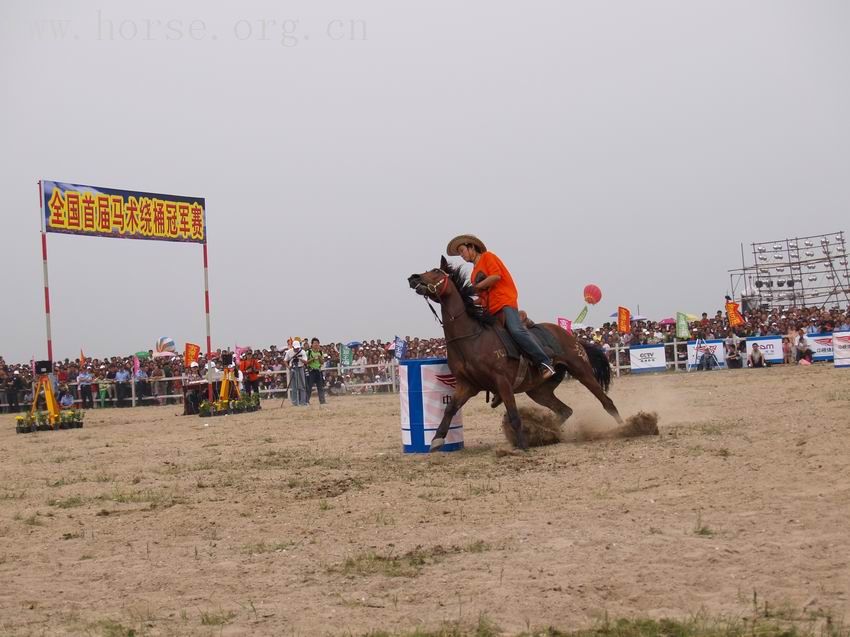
xmin=430 ymin=383 xmax=477 ymax=452
xmin=496 ymin=376 xmax=527 ymax=450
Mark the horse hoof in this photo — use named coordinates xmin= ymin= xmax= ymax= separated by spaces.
xmin=430 ymin=437 xmax=445 ymax=452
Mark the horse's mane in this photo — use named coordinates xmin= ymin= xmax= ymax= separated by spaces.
xmin=443 ymin=261 xmax=495 ymax=325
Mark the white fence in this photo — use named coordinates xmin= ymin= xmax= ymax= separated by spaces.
xmin=1 ymin=362 xmax=401 ymax=411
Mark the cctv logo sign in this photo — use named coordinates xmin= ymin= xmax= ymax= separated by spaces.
xmin=629 ymin=344 xmax=667 ymax=373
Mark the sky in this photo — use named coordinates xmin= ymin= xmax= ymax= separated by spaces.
xmin=1 ymin=1 xmax=849 ymax=362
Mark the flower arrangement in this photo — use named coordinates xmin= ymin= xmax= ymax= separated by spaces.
xmin=197 ymin=393 xmax=261 ymax=417
xmin=14 ymin=409 xmax=82 ymax=434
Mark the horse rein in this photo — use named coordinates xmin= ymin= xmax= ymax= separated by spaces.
xmin=414 ymin=271 xmax=451 ymax=326
xmin=418 ymin=271 xmax=480 ymax=344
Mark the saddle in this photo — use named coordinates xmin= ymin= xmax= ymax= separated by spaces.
xmin=492 ymin=317 xmax=564 ymax=361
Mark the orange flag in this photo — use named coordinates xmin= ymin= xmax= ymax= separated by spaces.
xmin=617 ymin=307 xmax=631 ymax=334
xmin=184 ymin=342 xmax=201 ymax=367
xmin=725 ymin=300 xmax=744 ymax=327
xmin=80 ymin=349 xmax=86 ymax=367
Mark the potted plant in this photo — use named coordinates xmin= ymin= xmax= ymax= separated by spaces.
xmin=15 ymin=415 xmax=34 ymax=434
xmin=36 ymin=411 xmax=51 ymax=431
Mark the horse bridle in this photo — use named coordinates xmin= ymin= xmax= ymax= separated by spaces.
xmin=413 ymin=270 xmax=452 ymax=326
xmin=412 ymin=270 xmax=449 ymax=298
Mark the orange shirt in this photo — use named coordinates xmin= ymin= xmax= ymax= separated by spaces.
xmin=239 ymin=358 xmax=260 ymax=382
xmin=470 ymin=252 xmax=518 ymax=314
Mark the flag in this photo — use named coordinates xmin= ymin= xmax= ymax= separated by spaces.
xmin=234 ymin=345 xmax=249 ymax=364
xmin=617 ymin=307 xmax=631 ymax=334
xmin=80 ymin=349 xmax=86 ymax=367
xmin=184 ymin=343 xmax=201 ymax=367
xmin=557 ymin=317 xmax=573 ymax=334
xmin=31 ymin=356 xmax=36 ymax=377
xmin=393 ymin=336 xmax=408 ymax=360
xmin=676 ymin=312 xmax=690 ymax=339
xmin=725 ymin=300 xmax=744 ymax=328
xmin=574 ymin=305 xmax=588 ymax=324
xmin=133 ymin=355 xmax=140 ymax=376
xmin=339 ymin=343 xmax=353 ymax=367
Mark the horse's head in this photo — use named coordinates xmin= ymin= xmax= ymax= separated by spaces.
xmin=408 ymin=256 xmax=452 ymax=301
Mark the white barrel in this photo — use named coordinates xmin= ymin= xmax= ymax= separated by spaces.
xmin=399 ymin=358 xmax=463 ymax=453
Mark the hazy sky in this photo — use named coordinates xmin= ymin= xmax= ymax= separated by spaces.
xmin=1 ymin=1 xmax=849 ymax=362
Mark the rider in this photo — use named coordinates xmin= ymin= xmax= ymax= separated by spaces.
xmin=447 ymin=234 xmax=556 ymax=380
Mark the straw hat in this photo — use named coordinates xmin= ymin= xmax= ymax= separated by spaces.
xmin=447 ymin=234 xmax=487 ymax=256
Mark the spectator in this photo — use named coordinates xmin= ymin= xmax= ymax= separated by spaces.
xmin=6 ymin=371 xmax=23 ymax=412
xmin=782 ymin=337 xmax=794 ymax=364
xmin=284 ymin=340 xmax=308 ymax=406
xmin=725 ymin=341 xmax=742 ymax=369
xmin=748 ymin=343 xmax=767 ymax=368
xmin=115 ymin=364 xmax=130 ymax=407
xmin=239 ymin=348 xmax=262 ymax=397
xmin=77 ymin=367 xmax=94 ymax=409
xmin=795 ymin=329 xmax=813 ymax=363
xmin=134 ymin=364 xmax=149 ymax=403
xmin=151 ymin=363 xmax=166 ymax=405
xmin=698 ymin=347 xmax=718 ymax=371
xmin=306 ymin=338 xmax=327 ymax=406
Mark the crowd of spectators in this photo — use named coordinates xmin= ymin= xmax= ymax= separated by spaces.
xmin=1 ymin=305 xmax=847 ymax=412
xmin=0 ymin=337 xmax=448 ymax=412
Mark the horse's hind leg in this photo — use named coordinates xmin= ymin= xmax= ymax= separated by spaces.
xmin=525 ymin=382 xmax=573 ymax=424
xmin=569 ymin=363 xmax=623 ymax=425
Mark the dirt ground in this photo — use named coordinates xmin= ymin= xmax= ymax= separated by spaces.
xmin=1 ymin=365 xmax=849 ymax=636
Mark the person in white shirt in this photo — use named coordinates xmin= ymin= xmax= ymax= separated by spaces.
xmin=794 ymin=329 xmax=813 ymax=363
xmin=747 ymin=343 xmax=766 ymax=368
xmin=284 ymin=340 xmax=308 ymax=405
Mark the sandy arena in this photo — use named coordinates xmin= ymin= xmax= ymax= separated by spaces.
xmin=1 ymin=365 xmax=848 ymax=635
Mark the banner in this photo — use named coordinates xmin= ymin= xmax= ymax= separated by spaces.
xmin=42 ymin=180 xmax=205 ymax=243
xmin=617 ymin=307 xmax=631 ymax=334
xmin=339 ymin=344 xmax=353 ymax=367
xmin=808 ymin=333 xmax=834 ymax=362
xmin=725 ymin=300 xmax=744 ymax=328
xmin=686 ymin=339 xmax=727 ymax=369
xmin=676 ymin=312 xmax=690 ymax=340
xmin=557 ymin=317 xmax=572 ymax=333
xmin=745 ymin=336 xmax=783 ymax=364
xmin=234 ymin=345 xmax=249 ymax=364
xmin=629 ymin=344 xmax=667 ymax=373
xmin=393 ymin=336 xmax=408 ymax=360
xmin=833 ymin=332 xmax=850 ymax=368
xmin=574 ymin=306 xmax=588 ymax=324
xmin=184 ymin=343 xmax=201 ymax=367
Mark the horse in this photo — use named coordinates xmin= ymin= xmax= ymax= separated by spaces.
xmin=408 ymin=257 xmax=624 ymax=451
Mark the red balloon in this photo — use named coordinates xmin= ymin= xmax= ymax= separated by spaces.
xmin=583 ymin=284 xmax=602 ymax=305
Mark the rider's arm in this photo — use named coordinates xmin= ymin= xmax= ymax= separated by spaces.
xmin=474 ymin=274 xmax=501 ymax=291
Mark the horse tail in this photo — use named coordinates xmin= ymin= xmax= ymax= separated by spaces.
xmin=581 ymin=342 xmax=612 ymax=393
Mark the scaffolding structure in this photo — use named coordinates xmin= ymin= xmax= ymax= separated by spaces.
xmin=728 ymin=231 xmax=850 ymax=312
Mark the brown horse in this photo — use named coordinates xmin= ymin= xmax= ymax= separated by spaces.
xmin=408 ymin=257 xmax=623 ymax=451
